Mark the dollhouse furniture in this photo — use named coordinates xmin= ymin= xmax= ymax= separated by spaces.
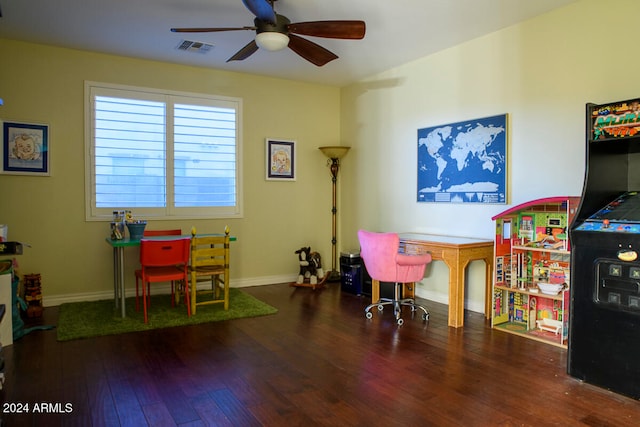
xmin=491 ymin=196 xmax=579 ymax=347
xmin=190 ymin=229 xmax=231 ymax=314
xmin=398 ymin=233 xmax=494 ymax=328
xmin=139 ymin=237 xmax=191 ymax=323
xmin=358 ymin=230 xmax=432 ymax=325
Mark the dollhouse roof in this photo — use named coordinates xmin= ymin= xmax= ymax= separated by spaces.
xmin=491 ymin=196 xmax=581 ymax=221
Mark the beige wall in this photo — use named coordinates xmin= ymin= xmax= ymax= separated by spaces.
xmin=3 ymin=0 xmax=640 ymax=313
xmin=0 ymin=40 xmax=340 ymax=303
xmin=340 ymin=0 xmax=640 ymax=312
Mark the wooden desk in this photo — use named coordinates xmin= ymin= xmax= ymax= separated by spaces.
xmin=398 ymin=233 xmax=493 ymax=328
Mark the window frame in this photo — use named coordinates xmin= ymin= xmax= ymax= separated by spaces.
xmin=84 ymin=81 xmax=243 ymax=221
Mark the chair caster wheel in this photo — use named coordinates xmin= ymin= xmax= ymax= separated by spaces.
xmin=366 ymin=311 xmax=373 ymax=319
xmin=396 ymin=318 xmax=404 ymax=326
xmin=377 ymin=304 xmax=384 ymax=312
xmin=422 ymin=313 xmax=429 ymax=321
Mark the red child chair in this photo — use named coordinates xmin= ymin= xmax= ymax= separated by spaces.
xmin=138 ymin=237 xmax=191 ymax=323
xmin=134 ymin=229 xmax=182 ymax=311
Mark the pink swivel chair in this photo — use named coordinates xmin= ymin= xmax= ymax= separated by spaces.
xmin=358 ymin=230 xmax=432 ymax=325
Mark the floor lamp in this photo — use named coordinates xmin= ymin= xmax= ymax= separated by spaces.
xmin=319 ymin=146 xmax=350 ymax=282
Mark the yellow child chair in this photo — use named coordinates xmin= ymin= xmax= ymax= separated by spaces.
xmin=189 ymin=227 xmax=230 ymax=314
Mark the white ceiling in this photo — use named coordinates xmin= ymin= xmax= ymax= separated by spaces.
xmin=0 ymin=0 xmax=577 ymax=87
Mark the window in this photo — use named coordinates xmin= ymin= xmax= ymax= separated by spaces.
xmin=85 ymin=82 xmax=242 ymax=220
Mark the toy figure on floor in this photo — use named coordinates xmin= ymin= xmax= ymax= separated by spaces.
xmin=12 ymin=271 xmax=53 ymax=341
xmin=291 ymin=247 xmax=327 ymax=289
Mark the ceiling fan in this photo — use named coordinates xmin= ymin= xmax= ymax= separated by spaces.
xmin=171 ymin=0 xmax=366 ymax=66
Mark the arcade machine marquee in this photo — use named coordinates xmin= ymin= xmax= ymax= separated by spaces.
xmin=569 ymin=98 xmax=640 ymax=399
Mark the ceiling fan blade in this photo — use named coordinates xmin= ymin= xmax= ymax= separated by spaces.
xmin=227 ymin=40 xmax=259 ymax=62
xmin=171 ymin=27 xmax=255 ymax=33
xmin=287 ymin=34 xmax=338 ymax=67
xmin=288 ymin=21 xmax=366 ymax=39
xmin=241 ymin=0 xmax=276 ymax=24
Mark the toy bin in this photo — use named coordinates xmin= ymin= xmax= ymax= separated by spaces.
xmin=126 ymin=221 xmax=147 ymax=241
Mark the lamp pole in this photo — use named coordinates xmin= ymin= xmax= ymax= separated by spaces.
xmin=319 ymin=146 xmax=350 ymax=282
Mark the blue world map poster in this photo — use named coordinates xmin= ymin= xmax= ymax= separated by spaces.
xmin=417 ymin=114 xmax=507 ymax=204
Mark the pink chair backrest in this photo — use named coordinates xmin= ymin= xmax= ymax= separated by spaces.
xmin=358 ymin=230 xmax=431 ymax=283
xmin=357 ymin=230 xmax=402 ymax=282
xmin=140 ymin=237 xmax=190 ymax=267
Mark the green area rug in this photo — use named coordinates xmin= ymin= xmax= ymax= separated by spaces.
xmin=57 ymin=288 xmax=278 ymax=341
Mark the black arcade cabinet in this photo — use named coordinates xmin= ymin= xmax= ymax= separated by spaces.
xmin=569 ymin=97 xmax=640 ymax=399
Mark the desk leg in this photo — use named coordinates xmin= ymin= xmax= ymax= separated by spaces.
xmin=439 ymin=250 xmax=464 ymax=328
xmin=371 ymin=279 xmax=380 ymax=304
xmin=113 ymin=248 xmax=119 ymax=310
xmin=403 ymin=283 xmax=416 ymax=299
xmin=484 ymin=257 xmax=493 ymax=320
xmin=117 ymin=247 xmax=126 ymax=318
xmin=450 ymin=257 xmax=466 ymax=328
xmin=440 ymin=249 xmax=467 ymax=328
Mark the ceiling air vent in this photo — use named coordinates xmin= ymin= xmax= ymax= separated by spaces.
xmin=176 ymin=40 xmax=213 ymax=54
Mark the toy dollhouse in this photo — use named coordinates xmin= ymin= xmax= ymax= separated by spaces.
xmin=491 ymin=196 xmax=580 ymax=347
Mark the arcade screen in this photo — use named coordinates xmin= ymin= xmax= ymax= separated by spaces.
xmin=585 ymin=191 xmax=640 ymax=223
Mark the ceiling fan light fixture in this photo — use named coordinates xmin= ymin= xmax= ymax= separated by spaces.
xmin=255 ymin=32 xmax=289 ymax=51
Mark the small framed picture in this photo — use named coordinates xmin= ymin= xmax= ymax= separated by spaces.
xmin=266 ymin=138 xmax=296 ymax=181
xmin=1 ymin=120 xmax=50 ymax=176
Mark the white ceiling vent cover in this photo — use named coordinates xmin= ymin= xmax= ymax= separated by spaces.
xmin=176 ymin=40 xmax=213 ymax=54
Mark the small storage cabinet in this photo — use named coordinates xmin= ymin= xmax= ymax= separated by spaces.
xmin=491 ymin=196 xmax=579 ymax=348
xmin=340 ymin=251 xmax=365 ymax=295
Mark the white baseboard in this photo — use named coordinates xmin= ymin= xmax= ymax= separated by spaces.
xmin=42 ymin=274 xmax=298 ymax=307
xmin=415 ymin=286 xmax=485 ymax=315
xmin=230 ymin=274 xmax=297 ymax=289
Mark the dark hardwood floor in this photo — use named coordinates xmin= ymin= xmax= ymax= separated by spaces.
xmin=1 ymin=282 xmax=639 ymax=426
